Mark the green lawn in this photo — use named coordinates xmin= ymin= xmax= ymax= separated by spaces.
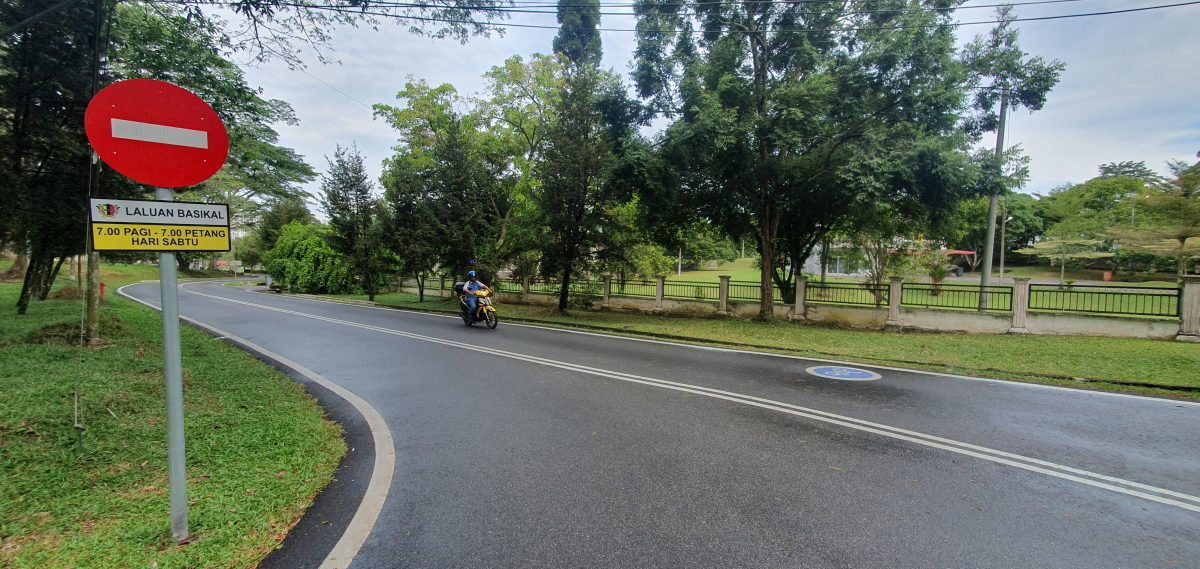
xmin=346 ymin=290 xmax=1200 ymax=398
xmin=0 ymin=267 xmax=344 ymax=568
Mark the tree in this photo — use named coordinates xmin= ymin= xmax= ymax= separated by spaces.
xmin=962 ymin=5 xmax=1064 ymax=294
xmin=1041 ymin=175 xmax=1144 ymax=238
xmin=264 ymin=222 xmax=351 ymax=294
xmin=939 ymin=192 xmax=1042 ymax=269
xmin=539 ymin=66 xmax=631 ymax=312
xmin=257 ymin=195 xmax=315 ymax=252
xmin=1108 ymin=157 xmax=1200 ymax=276
xmin=1099 ymin=161 xmax=1161 ymax=184
xmin=320 ymin=145 xmax=392 ymax=301
xmin=375 ymin=80 xmax=519 ymax=280
xmin=634 ymin=0 xmax=973 ymax=319
xmin=380 ymin=156 xmax=442 ymax=302
xmin=2 ymin=0 xmax=121 ymax=315
xmin=1017 ymin=239 xmax=1113 ymax=285
xmin=158 ymin=0 xmax=513 ymax=68
xmin=553 ymin=0 xmax=601 ymax=66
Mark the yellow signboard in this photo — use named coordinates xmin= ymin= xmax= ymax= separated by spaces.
xmin=92 ymin=223 xmax=230 ymax=251
xmin=89 ymin=197 xmax=231 ymax=252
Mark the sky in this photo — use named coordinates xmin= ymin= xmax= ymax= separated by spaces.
xmin=235 ymin=0 xmax=1200 ymax=207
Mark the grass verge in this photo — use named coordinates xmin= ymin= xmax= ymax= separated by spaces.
xmin=0 ymin=267 xmax=345 ymax=568
xmin=337 ymin=290 xmax=1200 ymax=400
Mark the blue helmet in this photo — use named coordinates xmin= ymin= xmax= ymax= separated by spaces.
xmin=467 ymin=270 xmax=477 ymax=278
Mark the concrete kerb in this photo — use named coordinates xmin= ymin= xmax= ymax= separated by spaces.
xmin=117 ymin=282 xmax=396 ymax=569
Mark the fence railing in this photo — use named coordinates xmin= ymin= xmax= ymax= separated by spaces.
xmin=728 ymin=280 xmax=784 ymax=303
xmin=902 ymin=283 xmax=1013 ymax=312
xmin=1029 ymin=284 xmax=1180 ymax=318
xmin=610 ymin=279 xmax=658 ymax=298
xmin=396 ymin=277 xmax=1183 ymax=320
xmin=664 ymin=280 xmax=721 ymax=301
xmin=806 ymin=282 xmax=889 ymax=307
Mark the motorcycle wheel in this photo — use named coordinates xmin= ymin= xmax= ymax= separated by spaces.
xmin=485 ymin=310 xmax=498 ymax=329
xmin=461 ymin=311 xmax=473 ymax=326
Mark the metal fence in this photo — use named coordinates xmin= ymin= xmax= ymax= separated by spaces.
xmin=806 ymin=282 xmax=889 ymax=307
xmin=901 ymin=283 xmax=1013 ymax=312
xmin=728 ymin=280 xmax=784 ymax=303
xmin=1029 ymin=284 xmax=1180 ymax=318
xmin=610 ymin=279 xmax=658 ymax=298
xmin=396 ymin=277 xmax=1183 ymax=320
xmin=664 ymin=280 xmax=721 ymax=301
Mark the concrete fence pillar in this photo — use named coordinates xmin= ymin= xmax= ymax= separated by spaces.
xmin=1177 ymin=276 xmax=1200 ymax=342
xmin=1009 ymin=278 xmax=1031 ymax=334
xmin=886 ymin=277 xmax=903 ymax=329
xmin=655 ymin=276 xmax=666 ymax=311
xmin=792 ymin=278 xmax=807 ymax=321
xmin=718 ymin=275 xmax=730 ymax=315
xmin=602 ymin=275 xmax=612 ymax=309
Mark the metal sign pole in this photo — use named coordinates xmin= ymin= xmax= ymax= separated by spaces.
xmin=155 ymin=187 xmax=189 ymax=542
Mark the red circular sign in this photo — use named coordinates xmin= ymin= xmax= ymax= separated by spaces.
xmin=85 ymin=79 xmax=229 ymax=188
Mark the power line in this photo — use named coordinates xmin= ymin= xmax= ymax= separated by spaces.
xmin=264 ymin=0 xmax=1200 ymax=34
xmin=324 ymin=0 xmax=1097 ymax=18
xmin=297 ymin=67 xmax=373 ymax=109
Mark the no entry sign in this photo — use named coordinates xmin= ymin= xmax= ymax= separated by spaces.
xmin=85 ymin=79 xmax=229 ymax=188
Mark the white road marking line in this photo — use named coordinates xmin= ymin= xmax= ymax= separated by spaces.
xmin=239 ymin=287 xmax=1200 ymax=409
xmin=177 ymin=284 xmax=1200 ymax=514
xmin=111 ymin=118 xmax=208 ymax=149
xmin=118 ymin=283 xmax=396 ymax=569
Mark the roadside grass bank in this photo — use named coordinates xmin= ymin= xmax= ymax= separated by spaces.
xmin=0 ymin=271 xmax=345 ymax=568
xmin=334 ymin=291 xmax=1200 ymax=399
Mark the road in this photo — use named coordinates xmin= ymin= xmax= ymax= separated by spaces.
xmin=123 ymin=280 xmax=1200 ymax=569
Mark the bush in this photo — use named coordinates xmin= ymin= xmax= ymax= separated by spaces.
xmin=264 ymin=222 xmax=353 ymax=294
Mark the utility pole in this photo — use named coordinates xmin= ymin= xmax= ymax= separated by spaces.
xmin=979 ymin=88 xmax=1008 ymax=310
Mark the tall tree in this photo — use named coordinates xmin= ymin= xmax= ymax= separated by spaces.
xmin=634 ymin=0 xmax=972 ymax=318
xmin=320 ymin=145 xmax=392 ymax=301
xmin=553 ymin=0 xmax=602 ymax=66
xmin=963 ymin=5 xmax=1064 ymax=296
xmin=1099 ymin=160 xmax=1161 ymax=184
xmin=1108 ymin=157 xmax=1200 ymax=276
xmin=539 ymin=67 xmax=630 ymax=311
xmin=2 ymin=0 xmax=124 ymax=315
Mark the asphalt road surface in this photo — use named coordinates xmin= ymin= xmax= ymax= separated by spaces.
xmin=124 ymin=281 xmax=1200 ymax=569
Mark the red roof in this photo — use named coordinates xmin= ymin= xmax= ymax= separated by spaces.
xmin=945 ymin=249 xmax=977 ymax=256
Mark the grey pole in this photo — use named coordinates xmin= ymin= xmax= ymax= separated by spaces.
xmin=155 ymin=187 xmax=189 ymax=542
xmin=979 ymin=88 xmax=1009 ymax=311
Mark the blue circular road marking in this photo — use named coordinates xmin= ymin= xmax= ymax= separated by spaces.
xmin=805 ymin=366 xmax=882 ymax=381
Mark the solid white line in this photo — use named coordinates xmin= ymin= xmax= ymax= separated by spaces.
xmin=241 ymin=287 xmax=1200 ymax=409
xmin=178 ymin=284 xmax=1200 ymax=514
xmin=111 ymin=118 xmax=209 ymax=149
xmin=118 ymin=283 xmax=396 ymax=569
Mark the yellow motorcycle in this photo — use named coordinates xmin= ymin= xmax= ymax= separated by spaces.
xmin=456 ymin=285 xmax=499 ymax=329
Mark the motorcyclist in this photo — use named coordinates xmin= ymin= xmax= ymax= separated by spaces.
xmin=461 ymin=271 xmax=491 ymax=319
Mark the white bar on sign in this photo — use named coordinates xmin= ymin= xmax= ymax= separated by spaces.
xmin=111 ymin=118 xmax=208 ymax=149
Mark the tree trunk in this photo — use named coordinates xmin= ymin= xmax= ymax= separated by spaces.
xmin=558 ymin=264 xmax=572 ymax=313
xmin=820 ymin=236 xmax=830 ymax=284
xmin=1179 ymin=239 xmax=1188 ymax=277
xmin=417 ymin=274 xmax=425 ymax=302
xmin=38 ymin=256 xmax=67 ymax=300
xmin=758 ymin=221 xmax=776 ymax=320
xmin=16 ymin=242 xmax=46 ymax=315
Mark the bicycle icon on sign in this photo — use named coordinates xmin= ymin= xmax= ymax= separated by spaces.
xmin=805 ymin=366 xmax=882 ymax=381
